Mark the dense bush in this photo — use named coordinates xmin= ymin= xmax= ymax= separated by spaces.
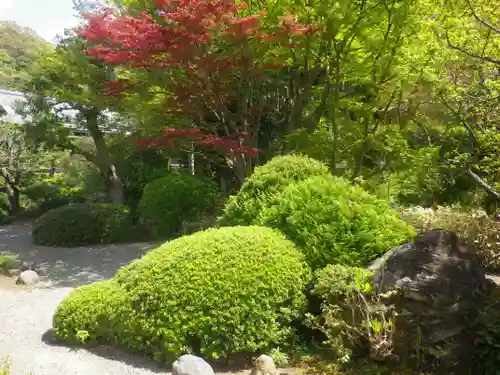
xmin=32 ymin=203 xmax=132 ymax=246
xmin=53 ymin=226 xmax=311 ymax=361
xmin=310 ymin=264 xmax=377 ymax=362
xmin=23 ymin=175 xmax=86 ymax=214
xmin=0 ymin=253 xmax=17 ymax=274
xmin=471 ymin=286 xmax=500 ymax=375
xmin=138 ymin=172 xmax=220 ymax=238
xmin=251 ymin=175 xmax=414 ymax=269
xmin=0 ymin=194 xmax=10 ymax=224
xmin=400 ymin=206 xmax=500 ymax=271
xmin=218 ymin=154 xmax=329 ymax=226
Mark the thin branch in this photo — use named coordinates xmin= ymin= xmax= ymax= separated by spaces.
xmin=465 ymin=0 xmax=500 ymax=34
xmin=446 ymin=32 xmax=500 ymax=65
xmin=468 ymin=168 xmax=500 ymax=199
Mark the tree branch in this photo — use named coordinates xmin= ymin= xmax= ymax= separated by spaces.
xmin=446 ymin=32 xmax=500 ymax=65
xmin=468 ymin=168 xmax=500 ymax=199
xmin=465 ymin=0 xmax=500 ymax=34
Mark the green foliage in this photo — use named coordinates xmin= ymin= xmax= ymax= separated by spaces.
xmin=400 ymin=206 xmax=500 ymax=271
xmin=52 ymin=279 xmax=134 ymax=344
xmin=310 ymin=264 xmax=396 ymax=365
xmin=0 ymin=357 xmax=9 ymax=375
xmin=138 ymin=172 xmax=220 ymax=238
xmin=0 ymin=21 xmax=52 ymax=91
xmin=253 ymin=174 xmax=415 ymax=269
xmin=109 ymin=138 xmax=171 ymax=209
xmin=53 ymin=226 xmax=311 ymax=361
xmin=23 ymin=174 xmax=86 ymax=213
xmin=0 ymin=254 xmax=17 ymax=274
xmin=472 ymin=286 xmax=500 ymax=375
xmin=32 ymin=203 xmax=132 ymax=246
xmin=0 ymin=194 xmax=11 ymax=224
xmin=218 ymin=154 xmax=329 ymax=227
xmin=310 ymin=264 xmax=375 ymax=363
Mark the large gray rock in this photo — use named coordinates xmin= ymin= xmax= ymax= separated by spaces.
xmin=172 ymin=354 xmax=215 ymax=375
xmin=16 ymin=270 xmax=40 ymax=285
xmin=368 ymin=230 xmax=491 ymax=372
xmin=249 ymin=354 xmax=278 ymax=375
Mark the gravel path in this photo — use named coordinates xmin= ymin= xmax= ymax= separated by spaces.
xmin=0 ymin=223 xmax=293 ymax=375
xmin=0 ymin=223 xmax=168 ymax=375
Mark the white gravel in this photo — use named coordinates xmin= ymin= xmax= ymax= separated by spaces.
xmin=0 ymin=223 xmax=168 ymax=375
xmin=0 ymin=288 xmax=168 ymax=375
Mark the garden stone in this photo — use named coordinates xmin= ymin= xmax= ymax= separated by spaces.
xmin=20 ymin=261 xmax=37 ymax=272
xmin=172 ymin=354 xmax=215 ymax=375
xmin=368 ymin=230 xmax=491 ymax=373
xmin=16 ymin=270 xmax=40 ymax=285
xmin=249 ymin=355 xmax=278 ymax=375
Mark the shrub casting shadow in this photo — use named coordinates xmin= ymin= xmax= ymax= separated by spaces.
xmin=0 ymin=223 xmax=161 ymax=288
xmin=41 ymin=329 xmax=166 ymax=373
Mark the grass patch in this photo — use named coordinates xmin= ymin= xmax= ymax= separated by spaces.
xmin=0 ymin=254 xmax=16 ymax=275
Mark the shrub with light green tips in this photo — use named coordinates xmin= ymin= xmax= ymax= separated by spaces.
xmin=53 ymin=226 xmax=311 ymax=361
xmin=254 ymin=175 xmax=415 ymax=269
xmin=218 ymin=154 xmax=329 ymax=226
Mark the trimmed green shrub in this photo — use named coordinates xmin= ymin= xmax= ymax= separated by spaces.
xmin=138 ymin=172 xmax=220 ymax=238
xmin=254 ymin=175 xmax=415 ymax=269
xmin=32 ymin=203 xmax=132 ymax=246
xmin=52 ymin=280 xmax=134 ymax=344
xmin=53 ymin=226 xmax=311 ymax=361
xmin=218 ymin=154 xmax=329 ymax=226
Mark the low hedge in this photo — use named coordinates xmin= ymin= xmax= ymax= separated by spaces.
xmin=218 ymin=154 xmax=329 ymax=227
xmin=253 ymin=175 xmax=415 ymax=269
xmin=53 ymin=226 xmax=311 ymax=361
xmin=32 ymin=203 xmax=132 ymax=247
xmin=138 ymin=172 xmax=220 ymax=239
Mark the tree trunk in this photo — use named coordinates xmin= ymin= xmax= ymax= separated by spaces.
xmin=7 ymin=188 xmax=20 ymax=215
xmin=85 ymin=108 xmax=125 ymax=205
xmin=0 ymin=167 xmax=20 ymax=215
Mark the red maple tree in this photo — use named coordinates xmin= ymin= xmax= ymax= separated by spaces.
xmin=78 ymin=0 xmax=314 ymax=181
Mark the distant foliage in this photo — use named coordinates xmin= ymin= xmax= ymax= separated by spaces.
xmin=138 ymin=172 xmax=220 ymax=238
xmin=253 ymin=175 xmax=415 ymax=269
xmin=53 ymin=226 xmax=311 ymax=361
xmin=0 ymin=21 xmax=52 ymax=91
xmin=218 ymin=154 xmax=329 ymax=226
xmin=23 ymin=176 xmax=86 ymax=214
xmin=400 ymin=206 xmax=500 ymax=271
xmin=32 ymin=203 xmax=132 ymax=246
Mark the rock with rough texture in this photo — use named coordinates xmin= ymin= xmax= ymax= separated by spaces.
xmin=19 ymin=261 xmax=36 ymax=272
xmin=16 ymin=270 xmax=40 ymax=285
xmin=249 ymin=355 xmax=278 ymax=375
xmin=368 ymin=230 xmax=491 ymax=372
xmin=172 ymin=354 xmax=215 ymax=375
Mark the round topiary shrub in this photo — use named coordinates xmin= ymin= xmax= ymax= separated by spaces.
xmin=53 ymin=226 xmax=311 ymax=361
xmin=254 ymin=175 xmax=415 ymax=269
xmin=138 ymin=172 xmax=220 ymax=238
xmin=52 ymin=280 xmax=134 ymax=344
xmin=218 ymin=154 xmax=329 ymax=226
xmin=32 ymin=203 xmax=132 ymax=246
